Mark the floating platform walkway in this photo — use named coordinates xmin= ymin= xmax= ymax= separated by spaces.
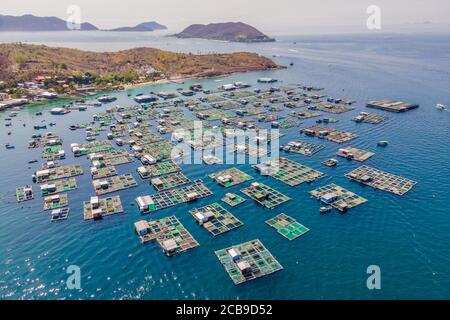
xmin=92 ymin=174 xmax=138 ymax=196
xmin=91 ymin=166 xmax=117 ymax=179
xmin=137 ymin=161 xmax=181 ymax=179
xmin=34 ymin=164 xmax=83 ymax=183
xmin=92 ymin=150 xmax=133 ymax=166
xmin=189 ymin=202 xmax=244 ymax=237
xmin=253 ymin=157 xmax=324 ymax=187
xmin=265 ymin=213 xmax=309 ymax=240
xmin=215 ymin=239 xmax=283 ymax=285
xmin=209 ymin=167 xmax=254 ymax=188
xmin=336 ymin=147 xmax=374 ymax=162
xmin=315 ymin=102 xmax=354 ymax=114
xmin=241 ymin=182 xmax=290 ymax=209
xmin=281 ymin=141 xmax=325 ymax=157
xmin=134 ymin=216 xmax=199 ymax=256
xmin=301 ymin=125 xmax=358 ymax=144
xmin=43 ymin=193 xmax=68 ymax=211
xmin=83 ymin=195 xmax=124 ymax=220
xmin=289 ymin=110 xmax=321 ymax=119
xmin=221 ymin=193 xmax=246 ymax=207
xmin=345 ymin=165 xmax=417 ymax=196
xmin=40 ymin=178 xmax=77 ymax=196
xmin=135 ymin=180 xmax=213 ymax=213
xmin=81 ymin=140 xmax=114 ymax=154
xmin=310 ymin=183 xmax=368 ymax=212
xmin=150 ymin=172 xmax=191 ymax=192
xmin=366 ymin=100 xmax=418 ymax=113
xmin=16 ymin=185 xmax=34 ymax=202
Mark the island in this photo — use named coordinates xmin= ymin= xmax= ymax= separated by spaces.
xmin=110 ymin=21 xmax=167 ymax=32
xmin=0 ymin=14 xmax=166 ymax=32
xmin=173 ymin=22 xmax=275 ymax=43
xmin=0 ymin=43 xmax=280 ymax=108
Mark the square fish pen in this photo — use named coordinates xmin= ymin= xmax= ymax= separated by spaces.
xmin=301 ymin=125 xmax=358 ymax=144
xmin=310 ymin=183 xmax=368 ymax=212
xmin=83 ymin=195 xmax=124 ymax=220
xmin=43 ymin=193 xmax=69 ymax=211
xmin=16 ymin=185 xmax=34 ymax=202
xmin=40 ymin=178 xmax=77 ymax=196
xmin=189 ymin=202 xmax=244 ymax=237
xmin=345 ymin=165 xmax=417 ymax=196
xmin=215 ymin=239 xmax=283 ymax=285
xmin=209 ymin=167 xmax=254 ymax=188
xmin=265 ymin=213 xmax=309 ymax=240
xmin=134 ymin=216 xmax=199 ymax=256
xmin=241 ymin=182 xmax=290 ymax=209
xmin=150 ymin=172 xmax=191 ymax=192
xmin=221 ymin=193 xmax=246 ymax=207
xmin=137 ymin=161 xmax=181 ymax=179
xmin=280 ymin=141 xmax=325 ymax=156
xmin=253 ymin=157 xmax=324 ymax=187
xmin=92 ymin=174 xmax=138 ymax=196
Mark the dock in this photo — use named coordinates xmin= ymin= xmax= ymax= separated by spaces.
xmin=135 ymin=180 xmax=213 ymax=213
xmin=92 ymin=174 xmax=138 ymax=196
xmin=189 ymin=203 xmax=243 ymax=236
xmin=83 ymin=195 xmax=124 ymax=220
xmin=241 ymin=182 xmax=290 ymax=209
xmin=209 ymin=167 xmax=254 ymax=188
xmin=310 ymin=183 xmax=368 ymax=212
xmin=265 ymin=213 xmax=309 ymax=240
xmin=134 ymin=216 xmax=199 ymax=256
xmin=215 ymin=239 xmax=283 ymax=285
xmin=345 ymin=165 xmax=417 ymax=196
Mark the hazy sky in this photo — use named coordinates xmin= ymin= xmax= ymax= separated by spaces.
xmin=2 ymin=0 xmax=450 ymax=33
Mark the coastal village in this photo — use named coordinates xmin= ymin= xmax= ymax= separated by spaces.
xmin=3 ymin=69 xmax=421 ymax=286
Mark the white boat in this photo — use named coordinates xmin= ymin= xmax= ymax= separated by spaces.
xmin=435 ymin=103 xmax=447 ymax=110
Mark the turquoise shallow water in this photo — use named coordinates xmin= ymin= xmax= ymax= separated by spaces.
xmin=0 ymin=33 xmax=450 ymax=299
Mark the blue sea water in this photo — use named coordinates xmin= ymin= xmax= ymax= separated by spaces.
xmin=0 ymin=32 xmax=450 ymax=300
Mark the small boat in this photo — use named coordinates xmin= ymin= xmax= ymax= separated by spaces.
xmin=5 ymin=143 xmax=15 ymax=149
xmin=34 ymin=125 xmax=47 ymax=130
xmin=435 ymin=103 xmax=447 ymax=110
xmin=28 ymin=160 xmax=38 ymax=164
xmin=320 ymin=206 xmax=333 ymax=214
xmin=86 ymin=136 xmax=96 ymax=141
xmin=377 ymin=141 xmax=389 ymax=147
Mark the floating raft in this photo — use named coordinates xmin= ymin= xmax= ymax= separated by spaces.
xmin=241 ymin=182 xmax=290 ymax=209
xmin=310 ymin=183 xmax=368 ymax=212
xmin=137 ymin=161 xmax=180 ymax=179
xmin=289 ymin=110 xmax=321 ymax=119
xmin=16 ymin=185 xmax=34 ymax=202
xmin=302 ymin=125 xmax=358 ymax=144
xmin=83 ymin=195 xmax=124 ymax=220
xmin=136 ymin=180 xmax=213 ymax=213
xmin=221 ymin=193 xmax=246 ymax=207
xmin=50 ymin=208 xmax=69 ymax=222
xmin=34 ymin=164 xmax=83 ymax=183
xmin=253 ymin=157 xmax=324 ymax=187
xmin=134 ymin=216 xmax=199 ymax=256
xmin=314 ymin=102 xmax=354 ymax=114
xmin=92 ymin=174 xmax=138 ymax=196
xmin=91 ymin=165 xmax=117 ymax=179
xmin=336 ymin=147 xmax=375 ymax=162
xmin=209 ymin=167 xmax=254 ymax=188
xmin=40 ymin=178 xmax=77 ymax=196
xmin=281 ymin=141 xmax=325 ymax=156
xmin=136 ymin=140 xmax=180 ymax=161
xmin=81 ymin=140 xmax=114 ymax=154
xmin=265 ymin=213 xmax=309 ymax=240
xmin=42 ymin=145 xmax=64 ymax=160
xmin=366 ymin=100 xmax=418 ymax=113
xmin=150 ymin=172 xmax=191 ymax=192
xmin=189 ymin=203 xmax=244 ymax=237
xmin=215 ymin=239 xmax=283 ymax=285
xmin=43 ymin=193 xmax=68 ymax=211
xmin=352 ymin=112 xmax=386 ymax=124
xmin=92 ymin=150 xmax=133 ymax=166
xmin=345 ymin=165 xmax=417 ymax=196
